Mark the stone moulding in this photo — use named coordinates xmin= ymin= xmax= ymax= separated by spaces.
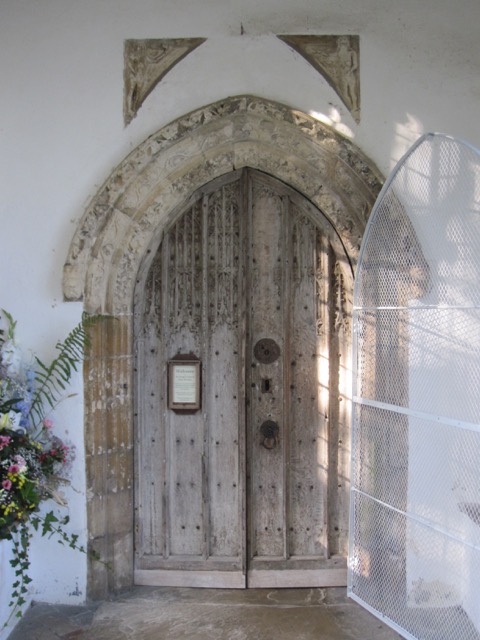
xmin=124 ymin=38 xmax=207 ymax=126
xmin=277 ymin=35 xmax=360 ymax=124
xmin=64 ymin=95 xmax=381 ymax=315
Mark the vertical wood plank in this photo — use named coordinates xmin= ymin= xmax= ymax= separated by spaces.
xmin=282 ymin=194 xmax=291 ymax=562
xmin=206 ymin=181 xmax=242 ymax=561
xmin=172 ymin=205 xmax=205 ymax=556
xmin=249 ymin=174 xmax=285 ymax=561
xmin=201 ymin=193 xmax=210 ymax=561
xmin=287 ymin=213 xmax=328 ymax=558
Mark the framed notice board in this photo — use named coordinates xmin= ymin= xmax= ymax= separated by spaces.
xmin=168 ymin=355 xmax=201 ymax=412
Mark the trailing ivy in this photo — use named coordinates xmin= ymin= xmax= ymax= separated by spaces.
xmin=4 ymin=513 xmax=104 ymax=628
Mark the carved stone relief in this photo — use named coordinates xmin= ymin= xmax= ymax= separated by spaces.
xmin=278 ymin=35 xmax=360 ymax=123
xmin=124 ymin=38 xmax=206 ymax=125
xmin=123 ymin=36 xmax=360 ymax=127
xmin=64 ymin=96 xmax=381 ymax=314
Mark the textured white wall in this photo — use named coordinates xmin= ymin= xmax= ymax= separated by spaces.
xmin=1 ymin=0 xmax=479 ymax=634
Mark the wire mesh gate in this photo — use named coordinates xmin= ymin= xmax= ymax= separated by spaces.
xmin=349 ymin=133 xmax=480 ymax=639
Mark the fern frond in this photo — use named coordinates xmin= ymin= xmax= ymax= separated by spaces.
xmin=29 ymin=313 xmax=103 ymax=429
xmin=0 ymin=309 xmax=16 ymax=348
xmin=1 ymin=309 xmax=17 ymax=342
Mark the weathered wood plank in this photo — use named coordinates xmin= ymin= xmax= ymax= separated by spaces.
xmin=135 ymin=569 xmax=245 ymax=588
xmin=248 ymin=568 xmax=347 ymax=588
xmin=288 ymin=212 xmax=328 ymax=558
xmin=249 ymin=176 xmax=285 ymax=560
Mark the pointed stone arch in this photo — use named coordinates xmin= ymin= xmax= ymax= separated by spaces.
xmin=63 ymin=95 xmax=383 ymax=598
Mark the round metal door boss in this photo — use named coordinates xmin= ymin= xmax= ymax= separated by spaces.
xmin=253 ymin=338 xmax=280 ymax=364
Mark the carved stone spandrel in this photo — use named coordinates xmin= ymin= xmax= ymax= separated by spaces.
xmin=277 ymin=35 xmax=360 ymax=123
xmin=124 ymin=38 xmax=206 ymax=126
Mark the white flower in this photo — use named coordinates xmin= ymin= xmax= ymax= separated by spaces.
xmin=1 ymin=339 xmax=22 ymax=378
xmin=0 ymin=411 xmax=22 ymax=431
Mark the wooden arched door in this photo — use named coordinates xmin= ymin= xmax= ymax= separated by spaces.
xmin=134 ymin=169 xmax=352 ymax=588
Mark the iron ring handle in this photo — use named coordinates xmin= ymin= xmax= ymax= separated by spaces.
xmin=260 ymin=420 xmax=279 ymax=450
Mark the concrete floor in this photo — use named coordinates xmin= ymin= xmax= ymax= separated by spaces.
xmin=6 ymin=587 xmax=404 ymax=640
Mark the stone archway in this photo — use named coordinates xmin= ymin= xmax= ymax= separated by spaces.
xmin=63 ymin=95 xmax=383 ymax=598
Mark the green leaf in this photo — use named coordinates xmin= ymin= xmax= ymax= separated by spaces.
xmin=0 ymin=397 xmax=23 ymax=413
xmin=29 ymin=313 xmax=106 ymax=429
xmin=41 ymin=511 xmax=59 ymax=536
xmin=1 ymin=309 xmax=17 ymax=340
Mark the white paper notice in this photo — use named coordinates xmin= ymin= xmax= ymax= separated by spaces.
xmin=173 ymin=364 xmax=197 ymax=403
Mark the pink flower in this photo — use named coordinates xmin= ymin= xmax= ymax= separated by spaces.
xmin=8 ymin=464 xmax=20 ymax=475
xmin=0 ymin=435 xmax=10 ymax=450
xmin=43 ymin=419 xmax=53 ymax=429
xmin=14 ymin=455 xmax=27 ymax=472
xmin=2 ymin=479 xmax=12 ymax=491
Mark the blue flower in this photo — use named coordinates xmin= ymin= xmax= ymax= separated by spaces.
xmin=15 ymin=399 xmax=30 ymax=415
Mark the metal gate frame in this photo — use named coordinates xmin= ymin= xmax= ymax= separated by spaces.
xmin=349 ymin=133 xmax=480 ymax=639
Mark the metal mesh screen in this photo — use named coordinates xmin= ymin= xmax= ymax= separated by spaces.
xmin=349 ymin=134 xmax=480 ymax=640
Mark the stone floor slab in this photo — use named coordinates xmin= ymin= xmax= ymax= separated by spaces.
xmin=7 ymin=587 xmax=403 ymax=640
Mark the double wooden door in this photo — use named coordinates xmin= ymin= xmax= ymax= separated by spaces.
xmin=134 ymin=169 xmax=350 ymax=588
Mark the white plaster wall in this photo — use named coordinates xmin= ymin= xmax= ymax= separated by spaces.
xmin=1 ymin=0 xmax=479 ymax=634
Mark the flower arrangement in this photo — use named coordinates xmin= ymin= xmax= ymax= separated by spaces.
xmin=0 ymin=309 xmax=97 ymax=626
xmin=0 ymin=424 xmax=72 ymax=538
